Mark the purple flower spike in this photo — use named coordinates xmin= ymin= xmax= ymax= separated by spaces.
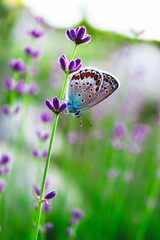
xmin=15 ymin=80 xmax=25 ymax=93
xmin=42 ymin=149 xmax=48 ymax=158
xmin=42 ymin=133 xmax=50 ymax=141
xmin=41 ymin=112 xmax=52 ymax=122
xmin=44 ymin=223 xmax=53 ymax=232
xmin=9 ymin=59 xmax=27 ymax=72
xmin=2 ymin=106 xmax=10 ymax=116
xmin=32 ymin=149 xmax=39 ymax=158
xmin=133 ymin=124 xmax=150 ymax=143
xmin=66 ymin=228 xmax=74 ymax=237
xmin=72 ymin=208 xmax=84 ymax=219
xmin=59 ymin=55 xmax=82 ymax=73
xmin=113 ymin=122 xmax=126 ymax=138
xmin=0 ymin=155 xmax=10 ymax=165
xmin=28 ymin=29 xmax=45 ymax=38
xmin=35 ymin=16 xmax=44 ymax=24
xmin=70 ymin=218 xmax=78 ymax=226
xmin=0 ymin=182 xmax=5 ymax=193
xmin=44 ymin=191 xmax=56 ymax=200
xmin=24 ymin=46 xmax=40 ymax=58
xmin=27 ymin=83 xmax=39 ymax=95
xmin=4 ymin=167 xmax=11 ymax=175
xmin=66 ymin=26 xmax=91 ymax=45
xmin=45 ymin=97 xmax=67 ymax=114
xmin=59 ymin=55 xmax=68 ymax=72
xmin=5 ymin=78 xmax=14 ymax=90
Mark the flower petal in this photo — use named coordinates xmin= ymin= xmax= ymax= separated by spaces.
xmin=59 ymin=55 xmax=68 ymax=72
xmin=45 ymin=100 xmax=54 ymax=111
xmin=44 ymin=191 xmax=56 ymax=200
xmin=66 ymin=29 xmax=73 ymax=41
xmin=70 ymin=29 xmax=77 ymax=40
xmin=82 ymin=35 xmax=91 ymax=44
xmin=68 ymin=60 xmax=76 ymax=72
xmin=59 ymin=103 xmax=67 ymax=112
xmin=77 ymin=26 xmax=86 ymax=39
xmin=53 ymin=97 xmax=60 ymax=109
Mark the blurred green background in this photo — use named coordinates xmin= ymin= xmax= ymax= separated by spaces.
xmin=0 ymin=1 xmax=160 ymax=240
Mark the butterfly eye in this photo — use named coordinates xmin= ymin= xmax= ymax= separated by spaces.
xmin=88 ymin=94 xmax=92 ymax=98
xmin=81 ymin=99 xmax=85 ymax=102
xmin=75 ymin=82 xmax=78 ymax=85
xmin=78 ymin=94 xmax=81 ymax=96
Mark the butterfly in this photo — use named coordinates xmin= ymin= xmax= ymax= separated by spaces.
xmin=63 ymin=67 xmax=120 ymax=123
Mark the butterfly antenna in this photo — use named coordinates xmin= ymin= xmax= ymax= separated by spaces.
xmin=81 ymin=112 xmax=93 ymax=127
xmin=80 ymin=117 xmax=83 ymax=127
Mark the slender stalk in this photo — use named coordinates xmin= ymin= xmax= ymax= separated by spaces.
xmin=34 ymin=44 xmax=77 ymax=240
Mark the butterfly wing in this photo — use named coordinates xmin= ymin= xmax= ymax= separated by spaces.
xmin=64 ymin=67 xmax=120 ymax=115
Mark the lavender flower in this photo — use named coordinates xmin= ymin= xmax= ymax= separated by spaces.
xmin=0 ymin=182 xmax=5 ymax=193
xmin=15 ymin=80 xmax=25 ymax=93
xmin=24 ymin=46 xmax=40 ymax=58
xmin=2 ymin=106 xmax=10 ymax=116
xmin=46 ymin=97 xmax=67 ymax=114
xmin=32 ymin=149 xmax=39 ymax=158
xmin=133 ymin=124 xmax=150 ymax=144
xmin=28 ymin=29 xmax=45 ymax=38
xmin=26 ymin=83 xmax=39 ymax=95
xmin=44 ymin=223 xmax=53 ymax=232
xmin=66 ymin=26 xmax=91 ymax=45
xmin=70 ymin=218 xmax=78 ymax=226
xmin=72 ymin=208 xmax=84 ymax=219
xmin=35 ymin=16 xmax=44 ymax=24
xmin=113 ymin=122 xmax=126 ymax=138
xmin=9 ymin=59 xmax=27 ymax=72
xmin=42 ymin=149 xmax=48 ymax=158
xmin=66 ymin=228 xmax=74 ymax=237
xmin=106 ymin=168 xmax=120 ymax=179
xmin=44 ymin=191 xmax=56 ymax=200
xmin=124 ymin=171 xmax=134 ymax=182
xmin=59 ymin=55 xmax=82 ymax=73
xmin=0 ymin=154 xmax=10 ymax=165
xmin=5 ymin=77 xmax=14 ymax=90
xmin=36 ymin=131 xmax=50 ymax=141
xmin=41 ymin=112 xmax=53 ymax=122
xmin=3 ymin=167 xmax=11 ymax=175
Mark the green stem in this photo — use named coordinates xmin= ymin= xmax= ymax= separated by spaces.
xmin=34 ymin=44 xmax=77 ymax=240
